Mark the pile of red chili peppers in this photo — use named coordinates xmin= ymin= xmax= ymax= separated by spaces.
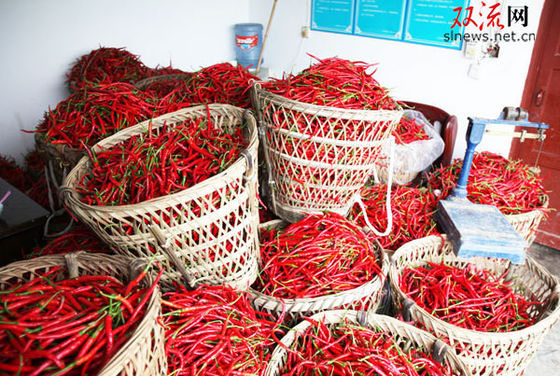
xmin=401 ymin=262 xmax=541 ymax=332
xmin=393 ymin=116 xmax=429 ymax=145
xmin=67 ymin=47 xmax=150 ymax=91
xmin=33 ymin=82 xmax=157 ymax=150
xmin=426 ymin=151 xmax=548 ymax=215
xmin=159 ymin=284 xmax=281 ymax=376
xmin=0 ymin=153 xmax=50 ymax=209
xmin=263 ymin=56 xmax=399 ymax=111
xmin=140 ymin=62 xmax=259 ymax=113
xmin=26 ymin=225 xmax=108 ymax=259
xmin=0 ymin=265 xmax=161 ymax=375
xmin=254 ymin=212 xmax=382 ymax=299
xmin=281 ymin=317 xmax=455 ymax=376
xmin=261 ymin=56 xmax=400 ymax=142
xmin=349 ymin=185 xmax=440 ymax=250
xmin=77 ymin=113 xmax=247 ymax=206
xmin=0 ymin=154 xmax=33 ymax=193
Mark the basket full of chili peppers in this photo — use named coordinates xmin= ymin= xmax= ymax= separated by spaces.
xmin=31 ymin=82 xmax=158 ymax=183
xmin=426 ymin=151 xmax=549 ymax=244
xmin=250 ymin=212 xmax=387 ymax=322
xmin=251 ymin=56 xmax=403 ymax=223
xmin=266 ymin=310 xmax=470 ymax=376
xmin=61 ymin=104 xmax=260 ymax=290
xmin=389 ymin=235 xmax=560 ymax=376
xmin=159 ymin=284 xmax=283 ymax=375
xmin=0 ymin=252 xmax=166 ymax=376
xmin=134 ymin=62 xmax=260 ymax=112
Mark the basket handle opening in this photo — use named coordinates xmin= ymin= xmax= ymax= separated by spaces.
xmin=149 ymin=226 xmax=195 ymax=290
xmin=432 ymin=339 xmax=449 ymax=365
xmin=402 ymin=297 xmax=416 ymax=323
xmin=64 ymin=253 xmax=79 ymax=279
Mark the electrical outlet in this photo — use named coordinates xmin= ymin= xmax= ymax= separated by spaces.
xmin=301 ymin=26 xmax=310 ymax=38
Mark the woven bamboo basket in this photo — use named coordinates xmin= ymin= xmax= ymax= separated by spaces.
xmin=35 ymin=132 xmax=84 ymax=183
xmin=505 ymin=195 xmax=549 ymax=245
xmin=61 ymin=104 xmax=260 ymax=290
xmin=389 ymin=235 xmax=560 ymax=376
xmin=251 ymin=84 xmax=402 ymax=223
xmin=374 ymin=163 xmax=419 ymax=186
xmin=266 ymin=309 xmax=471 ymax=376
xmin=249 ymin=220 xmax=389 ymax=321
xmin=0 ymin=252 xmax=166 ymax=376
xmin=134 ymin=73 xmax=193 ymax=91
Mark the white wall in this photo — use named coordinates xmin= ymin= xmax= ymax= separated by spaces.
xmin=0 ymin=0 xmax=250 ymax=164
xmin=1 ymin=0 xmax=544 ymax=164
xmin=250 ymin=0 xmax=544 ymax=160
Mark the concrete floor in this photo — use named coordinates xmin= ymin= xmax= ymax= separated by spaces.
xmin=525 ymin=243 xmax=560 ymax=375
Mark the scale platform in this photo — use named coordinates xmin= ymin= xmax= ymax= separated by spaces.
xmin=436 ymin=198 xmax=528 ymax=264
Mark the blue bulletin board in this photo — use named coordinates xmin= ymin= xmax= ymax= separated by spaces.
xmin=310 ymin=0 xmax=355 ymax=34
xmin=311 ymin=0 xmax=469 ymax=49
xmin=354 ymin=0 xmax=407 ymax=40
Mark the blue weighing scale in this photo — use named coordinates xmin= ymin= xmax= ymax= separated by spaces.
xmin=436 ymin=107 xmax=549 ymax=264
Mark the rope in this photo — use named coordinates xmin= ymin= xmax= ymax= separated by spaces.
xmin=355 ymin=136 xmax=395 ymax=237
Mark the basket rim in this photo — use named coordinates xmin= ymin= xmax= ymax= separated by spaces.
xmin=504 ymin=193 xmax=550 ymax=218
xmin=266 ymin=309 xmax=471 ymax=376
xmin=134 ymin=73 xmax=193 ymax=90
xmin=252 ymin=83 xmax=404 ymax=119
xmin=61 ymin=104 xmax=258 ymax=212
xmin=0 ymin=252 xmax=164 ymax=376
xmin=389 ymin=235 xmax=560 ymax=340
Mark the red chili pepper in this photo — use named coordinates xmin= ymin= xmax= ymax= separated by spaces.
xmin=0 ymin=263 xmax=159 ymax=375
xmin=160 ymin=284 xmax=282 ymax=376
xmin=400 ymin=261 xmax=542 ymax=332
xmin=426 ymin=151 xmax=549 ymax=215
xmin=253 ymin=212 xmax=383 ymax=300
xmin=281 ymin=316 xmax=453 ymax=376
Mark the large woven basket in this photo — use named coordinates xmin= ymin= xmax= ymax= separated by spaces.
xmin=0 ymin=252 xmax=166 ymax=376
xmin=389 ymin=235 xmax=560 ymax=376
xmin=134 ymin=73 xmax=193 ymax=91
xmin=266 ymin=309 xmax=471 ymax=376
xmin=61 ymin=104 xmax=260 ymax=290
xmin=374 ymin=164 xmax=419 ymax=186
xmin=249 ymin=220 xmax=389 ymax=321
xmin=251 ymin=84 xmax=402 ymax=223
xmin=35 ymin=132 xmax=84 ymax=184
xmin=505 ymin=195 xmax=549 ymax=244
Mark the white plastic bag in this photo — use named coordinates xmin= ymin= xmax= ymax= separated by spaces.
xmin=375 ymin=110 xmax=444 ymax=185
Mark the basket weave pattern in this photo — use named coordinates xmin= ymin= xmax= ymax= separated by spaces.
xmin=389 ymin=236 xmax=560 ymax=376
xmin=62 ymin=105 xmax=260 ymax=290
xmin=251 ymin=85 xmax=402 ymax=222
xmin=0 ymin=252 xmax=167 ymax=376
xmin=265 ymin=310 xmax=471 ymax=376
xmin=35 ymin=132 xmax=84 ymax=183
xmin=505 ymin=195 xmax=549 ymax=244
